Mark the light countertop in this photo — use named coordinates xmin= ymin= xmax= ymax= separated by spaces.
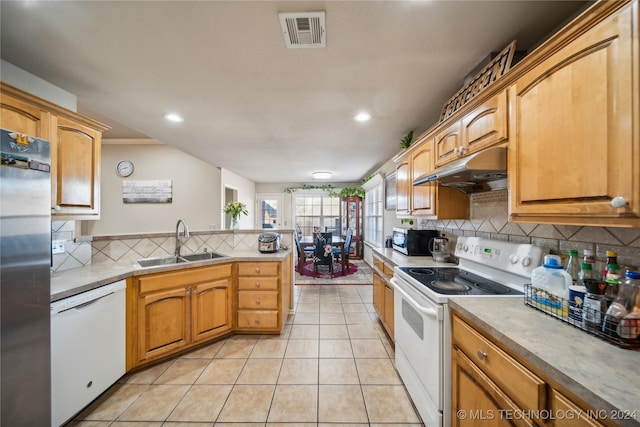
xmin=51 ymin=249 xmax=292 ymax=302
xmin=449 ymin=297 xmax=640 ymax=427
xmin=368 ymin=245 xmax=456 ymax=268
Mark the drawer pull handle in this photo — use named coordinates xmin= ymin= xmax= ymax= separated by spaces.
xmin=255 ymin=267 xmax=261 ymax=273
xmin=255 ymin=318 xmax=260 ymax=324
xmin=255 ymin=282 xmax=260 ymax=288
xmin=255 ymin=298 xmax=260 ymax=305
xmin=477 ymin=349 xmax=487 ymax=360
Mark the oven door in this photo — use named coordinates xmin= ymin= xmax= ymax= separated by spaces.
xmin=392 ymin=276 xmax=444 ymax=427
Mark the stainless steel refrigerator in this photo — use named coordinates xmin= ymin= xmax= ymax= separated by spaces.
xmin=1 ymin=128 xmax=51 ymax=426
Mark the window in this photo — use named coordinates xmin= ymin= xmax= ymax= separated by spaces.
xmin=363 ymin=175 xmax=384 ymax=247
xmin=294 ymin=193 xmax=340 ymax=237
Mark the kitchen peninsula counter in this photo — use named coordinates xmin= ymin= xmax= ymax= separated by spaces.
xmin=51 ymin=249 xmax=292 ymax=302
xmin=450 ymin=297 xmax=640 ymax=426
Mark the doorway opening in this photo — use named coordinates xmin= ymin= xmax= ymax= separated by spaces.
xmin=224 ymin=187 xmax=238 ymax=230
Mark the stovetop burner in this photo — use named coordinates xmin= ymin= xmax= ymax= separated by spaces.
xmin=429 ymin=280 xmax=471 ymax=292
xmin=399 ymin=266 xmax=522 ymax=296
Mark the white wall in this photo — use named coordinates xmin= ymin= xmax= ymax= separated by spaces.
xmin=84 ymin=141 xmax=222 ymax=235
xmin=1 ymin=60 xmax=77 ymax=111
xmin=221 ymin=168 xmax=256 ymax=230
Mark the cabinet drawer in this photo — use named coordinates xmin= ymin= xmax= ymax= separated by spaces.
xmin=237 ymin=310 xmax=278 ymax=329
xmin=237 ymin=262 xmax=279 ymax=276
xmin=382 ymin=262 xmax=394 ymax=279
xmin=373 ymin=255 xmax=384 ymax=271
xmin=138 ymin=264 xmax=232 ymax=294
xmin=238 ymin=291 xmax=278 ymax=309
xmin=238 ymin=276 xmax=278 ymax=291
xmin=550 ymin=389 xmax=606 ymax=427
xmin=452 ymin=315 xmax=545 ymax=412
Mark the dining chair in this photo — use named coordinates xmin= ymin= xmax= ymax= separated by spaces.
xmin=333 ymin=228 xmax=353 ymax=273
xmin=294 ymin=231 xmax=313 ymax=273
xmin=313 ymin=232 xmax=334 ymax=277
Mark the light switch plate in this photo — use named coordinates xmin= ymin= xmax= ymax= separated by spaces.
xmin=52 ymin=240 xmax=66 ymax=254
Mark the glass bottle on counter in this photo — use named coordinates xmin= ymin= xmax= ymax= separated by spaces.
xmin=602 ymin=251 xmax=618 ymax=280
xmin=602 ymin=270 xmax=640 ymax=339
xmin=583 ymin=249 xmax=596 ymax=270
xmin=565 ymin=250 xmax=580 ymax=283
xmin=577 ymin=262 xmax=593 ymax=286
xmin=583 ymin=284 xmax=607 ymax=332
xmin=604 ymin=263 xmax=621 ymax=308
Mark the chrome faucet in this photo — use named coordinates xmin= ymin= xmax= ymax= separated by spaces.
xmin=175 ymin=219 xmax=190 ymax=257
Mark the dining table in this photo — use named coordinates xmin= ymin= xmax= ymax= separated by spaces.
xmin=299 ymin=235 xmax=347 ymax=276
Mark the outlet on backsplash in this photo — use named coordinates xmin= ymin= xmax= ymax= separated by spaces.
xmin=52 ymin=240 xmax=66 ymax=254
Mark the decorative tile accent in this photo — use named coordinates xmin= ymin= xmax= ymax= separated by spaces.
xmin=608 ymin=227 xmax=640 ymax=246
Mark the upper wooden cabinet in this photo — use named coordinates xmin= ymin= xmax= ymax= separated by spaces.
xmin=509 ymin=2 xmax=639 ymax=227
xmin=53 ymin=116 xmax=102 ymax=217
xmin=411 ymin=140 xmax=437 ymax=216
xmin=395 ymin=159 xmax=411 ymax=216
xmin=395 ymin=137 xmax=469 ymax=219
xmin=0 ymin=91 xmax=52 ymax=139
xmin=435 ymin=90 xmax=508 ymax=168
xmin=0 ymin=83 xmax=108 ymax=220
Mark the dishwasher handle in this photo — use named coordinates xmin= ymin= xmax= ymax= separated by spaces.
xmin=55 ymin=291 xmax=115 ymax=314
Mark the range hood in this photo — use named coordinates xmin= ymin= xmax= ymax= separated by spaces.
xmin=413 ymin=145 xmax=507 ymax=193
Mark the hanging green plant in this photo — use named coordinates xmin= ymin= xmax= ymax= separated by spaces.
xmin=283 ymin=184 xmax=365 ymax=198
xmin=399 ymin=130 xmax=414 ymax=149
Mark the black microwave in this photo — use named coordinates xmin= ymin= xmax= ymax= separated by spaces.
xmin=392 ymin=227 xmax=439 ymax=256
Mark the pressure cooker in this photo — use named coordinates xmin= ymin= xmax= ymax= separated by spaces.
xmin=258 ymin=232 xmax=281 ymax=253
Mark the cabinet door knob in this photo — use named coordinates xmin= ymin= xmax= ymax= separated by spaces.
xmin=53 ymin=205 xmax=61 ymax=212
xmin=611 ymin=196 xmax=628 ymax=208
xmin=255 ymin=267 xmax=261 ymax=273
xmin=255 ymin=282 xmax=260 ymax=288
xmin=254 ymin=318 xmax=261 ymax=324
xmin=255 ymin=298 xmax=260 ymax=305
xmin=477 ymin=349 xmax=487 ymax=360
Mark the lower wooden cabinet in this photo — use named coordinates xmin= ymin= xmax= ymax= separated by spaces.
xmin=452 ymin=312 xmax=614 ymax=427
xmin=236 ymin=261 xmax=282 ymax=332
xmin=372 ymin=254 xmax=395 ymax=340
xmin=453 ymin=348 xmax=532 ymax=427
xmin=128 ymin=264 xmax=233 ymax=369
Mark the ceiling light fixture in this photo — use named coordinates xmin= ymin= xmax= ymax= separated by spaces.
xmin=312 ymin=171 xmax=333 ymax=180
xmin=354 ymin=112 xmax=371 ymax=122
xmin=164 ymin=113 xmax=184 ymax=123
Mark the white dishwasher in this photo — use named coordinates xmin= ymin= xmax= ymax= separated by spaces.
xmin=51 ymin=280 xmax=126 ymax=427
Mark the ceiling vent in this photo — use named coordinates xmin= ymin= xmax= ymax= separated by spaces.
xmin=278 ymin=12 xmax=326 ymax=48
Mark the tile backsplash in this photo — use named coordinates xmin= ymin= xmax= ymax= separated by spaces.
xmin=418 ymin=190 xmax=640 ymax=275
xmin=53 ymin=190 xmax=640 ymax=275
xmin=50 ymin=226 xmax=293 ymax=272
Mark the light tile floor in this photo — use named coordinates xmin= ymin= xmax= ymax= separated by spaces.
xmin=68 ymin=284 xmax=424 ymax=427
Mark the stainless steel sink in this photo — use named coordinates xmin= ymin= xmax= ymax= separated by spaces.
xmin=135 ymin=255 xmax=189 ymax=268
xmin=181 ymin=251 xmax=226 ymax=262
xmin=135 ymin=251 xmax=226 ymax=267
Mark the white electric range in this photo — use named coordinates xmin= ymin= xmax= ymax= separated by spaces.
xmin=391 ymin=236 xmax=546 ymax=427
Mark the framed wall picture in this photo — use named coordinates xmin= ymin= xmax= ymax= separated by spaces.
xmin=385 ymin=173 xmax=396 ymax=210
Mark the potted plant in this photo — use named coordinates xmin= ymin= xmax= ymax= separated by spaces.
xmin=224 ymin=201 xmax=248 ymax=229
xmin=399 ymin=130 xmax=414 ymax=149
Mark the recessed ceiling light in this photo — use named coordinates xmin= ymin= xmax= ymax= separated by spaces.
xmin=164 ymin=113 xmax=184 ymax=123
xmin=312 ymin=171 xmax=333 ymax=180
xmin=354 ymin=112 xmax=371 ymax=122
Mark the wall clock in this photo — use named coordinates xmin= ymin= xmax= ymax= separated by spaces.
xmin=116 ymin=160 xmax=134 ymax=177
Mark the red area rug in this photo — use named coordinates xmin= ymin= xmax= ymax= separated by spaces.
xmin=294 ymin=260 xmax=373 ymax=285
xmin=295 ymin=260 xmax=358 ymax=278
